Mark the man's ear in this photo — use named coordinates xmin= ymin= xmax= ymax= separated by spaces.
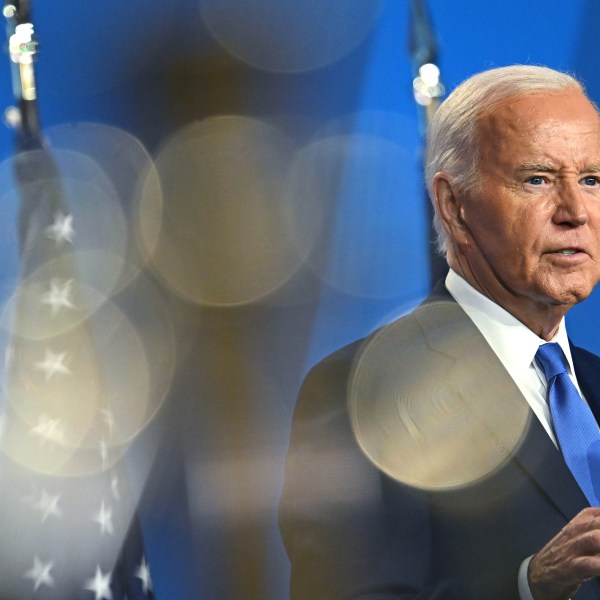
xmin=432 ymin=172 xmax=469 ymax=246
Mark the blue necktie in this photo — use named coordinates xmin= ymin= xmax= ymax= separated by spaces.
xmin=535 ymin=342 xmax=600 ymax=506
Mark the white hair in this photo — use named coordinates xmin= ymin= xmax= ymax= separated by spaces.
xmin=425 ymin=65 xmax=587 ymax=255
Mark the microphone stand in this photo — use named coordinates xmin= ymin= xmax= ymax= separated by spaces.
xmin=408 ymin=0 xmax=447 ymax=287
xmin=3 ymin=1 xmax=65 ymax=258
xmin=4 ymin=0 xmax=41 ymax=151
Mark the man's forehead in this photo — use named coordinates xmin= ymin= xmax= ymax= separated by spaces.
xmin=478 ymin=91 xmax=600 ymax=133
xmin=476 ymin=91 xmax=600 ymax=162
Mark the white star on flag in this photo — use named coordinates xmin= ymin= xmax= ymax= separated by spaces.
xmin=31 ymin=489 xmax=62 ymax=522
xmin=84 ymin=566 xmax=113 ymax=600
xmin=41 ymin=278 xmax=76 ymax=315
xmin=135 ymin=555 xmax=153 ymax=594
xmin=93 ymin=500 xmax=115 ymax=536
xmin=30 ymin=414 xmax=67 ymax=445
xmin=46 ymin=211 xmax=75 ymax=245
xmin=35 ymin=348 xmax=71 ymax=380
xmin=24 ymin=556 xmax=54 ymax=591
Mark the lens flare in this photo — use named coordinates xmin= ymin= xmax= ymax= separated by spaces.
xmin=285 ymin=132 xmax=426 ymax=298
xmin=349 ymin=300 xmax=531 ymax=490
xmin=137 ymin=116 xmax=304 ymax=307
xmin=199 ymin=0 xmax=383 ymax=73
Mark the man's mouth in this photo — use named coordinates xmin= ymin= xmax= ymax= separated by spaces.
xmin=545 ymin=247 xmax=587 ymax=258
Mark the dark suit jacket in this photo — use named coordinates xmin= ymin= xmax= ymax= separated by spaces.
xmin=279 ymin=284 xmax=600 ymax=599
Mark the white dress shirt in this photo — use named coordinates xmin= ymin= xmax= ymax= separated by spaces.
xmin=445 ymin=269 xmax=586 ymax=600
xmin=446 ymin=269 xmax=584 ymax=446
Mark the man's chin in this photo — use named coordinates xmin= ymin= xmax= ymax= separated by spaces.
xmin=543 ymin=284 xmax=596 ymax=308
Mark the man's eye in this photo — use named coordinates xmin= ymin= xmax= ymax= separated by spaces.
xmin=526 ymin=176 xmax=545 ymax=185
xmin=582 ymin=176 xmax=600 ymax=186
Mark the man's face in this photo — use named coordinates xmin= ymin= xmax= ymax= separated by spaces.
xmin=455 ymin=90 xmax=600 ymax=321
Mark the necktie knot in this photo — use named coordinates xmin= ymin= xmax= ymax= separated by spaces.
xmin=535 ymin=342 xmax=569 ymax=382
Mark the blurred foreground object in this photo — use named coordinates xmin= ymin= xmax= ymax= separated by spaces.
xmin=0 ymin=2 xmax=158 ymax=597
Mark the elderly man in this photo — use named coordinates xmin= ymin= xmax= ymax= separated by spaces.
xmin=279 ymin=65 xmax=600 ymax=600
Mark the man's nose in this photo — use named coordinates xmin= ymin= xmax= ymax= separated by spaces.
xmin=553 ymin=182 xmax=590 ymax=226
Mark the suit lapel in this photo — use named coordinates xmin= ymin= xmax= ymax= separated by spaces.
xmin=416 ymin=288 xmax=589 ymax=521
xmin=572 ymin=344 xmax=600 ymax=423
xmin=512 ymin=412 xmax=589 ymax=519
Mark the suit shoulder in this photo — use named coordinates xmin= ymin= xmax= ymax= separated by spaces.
xmin=295 ymin=312 xmax=427 ymax=421
xmin=291 ymin=337 xmax=368 ymax=427
xmin=571 ymin=344 xmax=600 ymax=368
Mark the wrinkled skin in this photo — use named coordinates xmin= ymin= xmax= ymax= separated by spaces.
xmin=434 ymin=90 xmax=600 ymax=341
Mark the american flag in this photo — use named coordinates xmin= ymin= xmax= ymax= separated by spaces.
xmin=0 ymin=5 xmax=158 ymax=596
xmin=0 ymin=140 xmax=157 ymax=599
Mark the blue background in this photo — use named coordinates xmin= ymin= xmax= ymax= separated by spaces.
xmin=2 ymin=1 xmax=600 ymax=598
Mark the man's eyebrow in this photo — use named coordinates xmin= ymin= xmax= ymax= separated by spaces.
xmin=516 ymin=163 xmax=556 ymax=173
xmin=516 ymin=162 xmax=600 ymax=173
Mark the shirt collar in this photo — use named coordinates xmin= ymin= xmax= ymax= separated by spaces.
xmin=445 ymin=269 xmax=575 ymax=376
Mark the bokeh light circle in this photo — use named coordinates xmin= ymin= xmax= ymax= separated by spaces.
xmin=137 ymin=115 xmax=305 ymax=306
xmin=349 ymin=300 xmax=531 ymax=490
xmin=0 ymin=148 xmax=132 ymax=306
xmin=0 ymin=289 xmax=163 ymax=477
xmin=285 ymin=133 xmax=427 ymax=298
xmin=200 ymin=0 xmax=383 ymax=73
xmin=45 ymin=122 xmax=161 ymax=291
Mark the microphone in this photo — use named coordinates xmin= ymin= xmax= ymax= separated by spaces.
xmin=408 ymin=0 xmax=445 ymax=131
xmin=3 ymin=0 xmax=41 ymax=149
xmin=408 ymin=0 xmax=448 ymax=287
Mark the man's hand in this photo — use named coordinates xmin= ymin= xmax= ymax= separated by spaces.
xmin=529 ymin=507 xmax=600 ymax=600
